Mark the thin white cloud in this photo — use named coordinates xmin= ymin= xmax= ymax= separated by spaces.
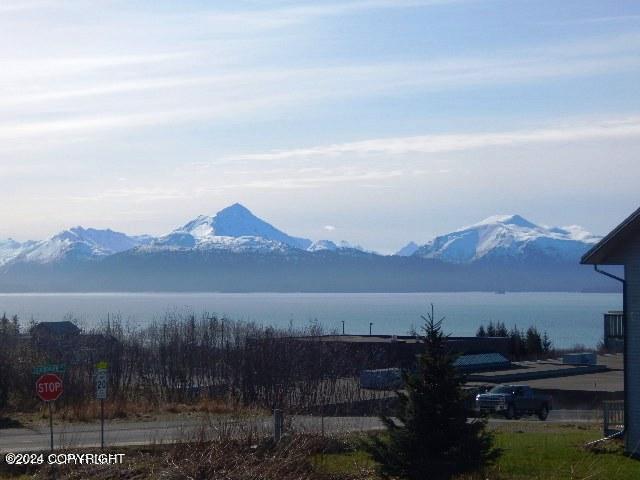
xmin=64 ymin=167 xmax=410 ymax=205
xmin=227 ymin=117 xmax=640 ymax=161
xmin=219 ymin=169 xmax=406 ymax=190
xmin=542 ymin=15 xmax=640 ymax=26
xmin=5 ymin=30 xmax=640 ymax=107
xmin=2 ymin=52 xmax=639 ymax=145
xmin=0 ymin=52 xmax=194 ymax=82
xmin=0 ymin=92 xmax=307 ymax=142
xmin=68 ymin=187 xmax=190 ymax=202
xmin=0 ymin=112 xmax=177 ymax=141
xmin=200 ymin=0 xmax=463 ymax=31
xmin=0 ymin=1 xmax=59 ymax=13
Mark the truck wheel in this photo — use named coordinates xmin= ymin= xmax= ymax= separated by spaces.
xmin=506 ymin=404 xmax=516 ymax=420
xmin=538 ymin=405 xmax=549 ymax=421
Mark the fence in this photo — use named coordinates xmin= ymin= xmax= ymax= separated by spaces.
xmin=603 ymin=400 xmax=624 ymax=437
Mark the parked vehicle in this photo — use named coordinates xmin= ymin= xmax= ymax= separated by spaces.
xmin=475 ymin=384 xmax=552 ymax=420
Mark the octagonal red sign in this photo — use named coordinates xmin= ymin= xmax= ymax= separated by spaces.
xmin=36 ymin=373 xmax=63 ymax=402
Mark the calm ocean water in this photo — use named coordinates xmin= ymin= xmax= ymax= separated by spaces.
xmin=0 ymin=292 xmax=621 ymax=348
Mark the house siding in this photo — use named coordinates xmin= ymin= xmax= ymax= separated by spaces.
xmin=624 ymin=237 xmax=640 ymax=455
xmin=602 ymin=252 xmax=628 ymax=265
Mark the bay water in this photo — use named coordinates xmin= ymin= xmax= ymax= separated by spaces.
xmin=0 ymin=292 xmax=621 ymax=349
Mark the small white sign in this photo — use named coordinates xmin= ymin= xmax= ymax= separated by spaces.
xmin=96 ymin=370 xmax=107 ymax=400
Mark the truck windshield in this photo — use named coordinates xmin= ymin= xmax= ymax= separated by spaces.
xmin=489 ymin=386 xmax=514 ymax=394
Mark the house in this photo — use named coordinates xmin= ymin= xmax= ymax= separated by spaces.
xmin=30 ymin=321 xmax=80 ymax=337
xmin=581 ymin=206 xmax=640 ymax=456
xmin=27 ymin=321 xmax=119 ymax=366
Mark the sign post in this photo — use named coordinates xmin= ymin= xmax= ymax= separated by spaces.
xmin=35 ymin=372 xmax=63 ymax=451
xmin=95 ymin=362 xmax=108 ymax=450
xmin=48 ymin=402 xmax=53 ymax=452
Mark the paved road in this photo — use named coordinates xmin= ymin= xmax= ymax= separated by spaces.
xmin=0 ymin=410 xmax=599 ymax=453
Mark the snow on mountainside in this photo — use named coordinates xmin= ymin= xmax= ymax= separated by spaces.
xmin=197 ymin=236 xmax=291 ymax=253
xmin=306 ymin=240 xmax=368 ymax=253
xmin=307 ymin=240 xmax=339 ymax=252
xmin=0 ymin=239 xmax=32 ymax=266
xmin=0 ymin=208 xmax=600 ymax=268
xmin=1 ymin=227 xmax=152 ymax=265
xmin=158 ymin=203 xmax=312 ymax=251
xmin=412 ymin=214 xmax=600 ymax=264
xmin=142 ymin=235 xmax=291 ymax=254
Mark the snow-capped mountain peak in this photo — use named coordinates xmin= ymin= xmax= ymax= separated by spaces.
xmin=412 ymin=214 xmax=600 ymax=264
xmin=470 ymin=214 xmax=538 ymax=230
xmin=180 ymin=215 xmax=215 ymax=241
xmin=167 ymin=203 xmax=312 ymax=250
xmin=1 ymin=227 xmax=153 ymax=265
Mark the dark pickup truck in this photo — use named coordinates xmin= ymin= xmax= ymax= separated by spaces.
xmin=475 ymin=385 xmax=552 ymax=420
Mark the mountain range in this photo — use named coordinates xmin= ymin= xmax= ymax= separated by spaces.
xmin=0 ymin=204 xmax=616 ymax=292
xmin=398 ymin=214 xmax=600 ymax=264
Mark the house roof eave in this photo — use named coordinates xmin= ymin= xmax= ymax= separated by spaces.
xmin=581 ymin=206 xmax=640 ymax=265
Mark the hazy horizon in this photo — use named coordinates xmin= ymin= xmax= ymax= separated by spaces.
xmin=2 ymin=0 xmax=640 ymax=252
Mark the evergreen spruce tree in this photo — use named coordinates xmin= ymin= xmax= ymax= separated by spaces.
xmin=486 ymin=321 xmax=496 ymax=337
xmin=525 ymin=326 xmax=543 ymax=355
xmin=367 ymin=304 xmax=499 ymax=479
xmin=542 ymin=331 xmax=552 ymax=354
xmin=509 ymin=326 xmax=524 ymax=359
xmin=495 ymin=322 xmax=508 ymax=337
xmin=476 ymin=324 xmax=486 ymax=337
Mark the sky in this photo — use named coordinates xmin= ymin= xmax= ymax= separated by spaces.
xmin=1 ymin=0 xmax=640 ymax=253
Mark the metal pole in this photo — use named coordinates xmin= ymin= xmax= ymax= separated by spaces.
xmin=273 ymin=409 xmax=283 ymax=443
xmin=100 ymin=399 xmax=105 ymax=450
xmin=369 ymin=322 xmax=373 ymax=336
xmin=342 ymin=321 xmax=345 ymax=335
xmin=49 ymin=402 xmax=53 ymax=452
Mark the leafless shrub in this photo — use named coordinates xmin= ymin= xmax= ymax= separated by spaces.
xmin=2 ymin=312 xmax=400 ymax=419
xmin=29 ymin=435 xmax=358 ymax=480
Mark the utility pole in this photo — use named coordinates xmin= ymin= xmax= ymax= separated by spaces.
xmin=369 ymin=322 xmax=373 ymax=336
xmin=341 ymin=320 xmax=345 ymax=335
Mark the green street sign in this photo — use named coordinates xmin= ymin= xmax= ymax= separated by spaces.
xmin=32 ymin=364 xmax=66 ymax=375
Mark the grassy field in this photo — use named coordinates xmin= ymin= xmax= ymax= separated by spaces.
xmin=2 ymin=423 xmax=640 ymax=479
xmin=314 ymin=424 xmax=640 ymax=480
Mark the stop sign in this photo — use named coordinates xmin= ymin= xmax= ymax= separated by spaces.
xmin=36 ymin=373 xmax=63 ymax=402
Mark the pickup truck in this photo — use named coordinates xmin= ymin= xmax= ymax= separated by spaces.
xmin=475 ymin=385 xmax=552 ymax=420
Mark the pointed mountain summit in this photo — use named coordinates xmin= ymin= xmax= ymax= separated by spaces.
xmin=470 ymin=214 xmax=538 ymax=230
xmin=395 ymin=241 xmax=419 ymax=256
xmin=413 ymin=214 xmax=600 ymax=264
xmin=162 ymin=203 xmax=312 ymax=250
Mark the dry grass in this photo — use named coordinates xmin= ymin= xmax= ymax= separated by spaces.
xmin=9 ymin=396 xmax=267 ymax=426
xmin=21 ymin=435 xmax=369 ymax=480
